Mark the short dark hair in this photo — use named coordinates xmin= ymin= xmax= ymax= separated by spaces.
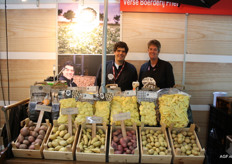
xmin=114 ymin=41 xmax=129 ymax=54
xmin=63 ymin=61 xmax=75 ymax=68
xmin=148 ymin=40 xmax=161 ymax=53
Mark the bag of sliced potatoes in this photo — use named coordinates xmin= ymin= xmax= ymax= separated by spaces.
xmin=157 ymin=88 xmax=190 ymax=128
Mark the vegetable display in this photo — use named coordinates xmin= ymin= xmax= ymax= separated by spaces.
xmin=46 ymin=124 xmax=75 ymax=151
xmin=15 ymin=120 xmax=48 ymax=150
xmin=94 ymin=101 xmax=110 ymax=124
xmin=78 ymin=128 xmax=105 ymax=153
xmin=139 ymin=101 xmax=157 ymax=126
xmin=111 ymin=129 xmax=137 ymax=154
xmin=159 ymin=94 xmax=189 ymax=128
xmin=141 ymin=129 xmax=168 ymax=155
xmin=171 ymin=130 xmax=201 ymax=156
xmin=110 ymin=96 xmax=140 ymax=126
xmin=75 ymin=102 xmax=93 ymax=124
xmin=57 ymin=98 xmax=76 ymax=124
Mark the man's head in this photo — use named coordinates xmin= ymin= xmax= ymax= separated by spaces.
xmin=147 ymin=39 xmax=161 ymax=61
xmin=62 ymin=61 xmax=75 ymax=80
xmin=113 ymin=41 xmax=129 ymax=64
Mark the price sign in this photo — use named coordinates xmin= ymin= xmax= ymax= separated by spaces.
xmin=125 ymin=90 xmax=136 ymax=96
xmin=82 ymin=93 xmax=94 ymax=99
xmin=61 ymin=108 xmax=78 ymax=115
xmin=113 ymin=112 xmax=131 ymax=121
xmin=145 ymin=92 xmax=157 ymax=99
xmin=35 ymin=104 xmax=52 ymax=112
xmin=87 ymin=86 xmax=97 ymax=92
xmin=86 ymin=116 xmax=103 ymax=124
xmin=110 ymin=85 xmax=116 ymax=89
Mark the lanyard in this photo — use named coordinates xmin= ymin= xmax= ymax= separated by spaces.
xmin=148 ymin=66 xmax=156 ymax=71
xmin=112 ymin=61 xmax=125 ymax=81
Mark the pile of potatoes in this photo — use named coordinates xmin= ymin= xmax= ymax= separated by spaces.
xmin=171 ymin=130 xmax=200 ymax=156
xmin=15 ymin=120 xmax=48 ymax=150
xmin=78 ymin=128 xmax=105 ymax=153
xmin=141 ymin=129 xmax=168 ymax=155
xmin=46 ymin=124 xmax=75 ymax=152
xmin=111 ymin=129 xmax=137 ymax=154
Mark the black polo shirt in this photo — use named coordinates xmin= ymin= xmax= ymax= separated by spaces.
xmin=95 ymin=60 xmax=138 ymax=91
xmin=139 ymin=58 xmax=175 ymax=89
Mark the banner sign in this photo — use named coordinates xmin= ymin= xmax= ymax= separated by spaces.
xmin=120 ymin=0 xmax=232 ymax=15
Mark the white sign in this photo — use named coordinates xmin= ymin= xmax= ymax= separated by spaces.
xmin=113 ymin=112 xmax=131 ymax=121
xmin=145 ymin=92 xmax=157 ymax=99
xmin=86 ymin=116 xmax=103 ymax=124
xmin=125 ymin=90 xmax=136 ymax=96
xmin=87 ymin=86 xmax=97 ymax=92
xmin=83 ymin=93 xmax=94 ymax=99
xmin=35 ymin=104 xmax=52 ymax=112
xmin=61 ymin=108 xmax=78 ymax=115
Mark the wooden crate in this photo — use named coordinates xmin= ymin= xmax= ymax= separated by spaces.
xmin=216 ymin=97 xmax=232 ymax=114
xmin=168 ymin=124 xmax=205 ymax=164
xmin=43 ymin=123 xmax=79 ymax=160
xmin=11 ymin=119 xmax=52 ymax=159
xmin=108 ymin=125 xmax=139 ymax=163
xmin=75 ymin=124 xmax=108 ymax=162
xmin=140 ymin=126 xmax=172 ymax=163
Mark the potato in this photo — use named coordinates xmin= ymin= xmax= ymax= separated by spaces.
xmin=37 ymin=135 xmax=44 ymax=140
xmin=34 ymin=127 xmax=40 ymax=132
xmin=19 ymin=144 xmax=27 ymax=149
xmin=15 ymin=142 xmax=20 ymax=148
xmin=28 ymin=136 xmax=35 ymax=143
xmin=52 ymin=127 xmax=58 ymax=133
xmin=17 ymin=134 xmax=24 ymax=143
xmin=58 ymin=124 xmax=66 ymax=131
xmin=23 ymin=140 xmax=30 ymax=145
xmin=29 ymin=144 xmax=35 ymax=150
xmin=67 ymin=136 xmax=74 ymax=144
xmin=40 ymin=125 xmax=48 ymax=131
xmin=63 ymin=133 xmax=71 ymax=140
xmin=28 ymin=121 xmax=34 ymax=127
xmin=35 ymin=138 xmax=42 ymax=145
xmin=113 ymin=136 xmax=119 ymax=143
xmin=39 ymin=130 xmax=45 ymax=136
xmin=20 ymin=127 xmax=29 ymax=136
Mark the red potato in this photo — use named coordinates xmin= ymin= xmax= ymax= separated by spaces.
xmin=117 ymin=134 xmax=123 ymax=140
xmin=35 ymin=138 xmax=42 ymax=145
xmin=117 ymin=145 xmax=123 ymax=152
xmin=131 ymin=149 xmax=135 ymax=154
xmin=28 ymin=136 xmax=35 ymax=143
xmin=126 ymin=131 xmax=132 ymax=137
xmin=129 ymin=145 xmax=134 ymax=151
xmin=130 ymin=130 xmax=135 ymax=135
xmin=113 ymin=131 xmax=119 ymax=136
xmin=29 ymin=144 xmax=35 ymax=150
xmin=132 ymin=135 xmax=136 ymax=140
xmin=15 ymin=142 xmax=20 ymax=148
xmin=19 ymin=144 xmax=27 ymax=149
xmin=23 ymin=140 xmax=30 ymax=145
xmin=31 ymin=131 xmax=38 ymax=138
xmin=116 ymin=129 xmax=122 ymax=134
xmin=17 ymin=134 xmax=24 ymax=143
xmin=39 ymin=125 xmax=47 ymax=132
xmin=29 ymin=126 xmax=35 ymax=131
xmin=127 ymin=142 xmax=132 ymax=147
xmin=34 ymin=127 xmax=40 ymax=132
xmin=39 ymin=130 xmax=45 ymax=136
xmin=119 ymin=138 xmax=127 ymax=148
xmin=126 ymin=149 xmax=131 ymax=154
xmin=37 ymin=134 xmax=44 ymax=140
xmin=113 ymin=136 xmax=119 ymax=143
xmin=111 ymin=141 xmax=117 ymax=150
xmin=20 ymin=127 xmax=29 ymax=136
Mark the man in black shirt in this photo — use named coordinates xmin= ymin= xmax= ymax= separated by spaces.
xmin=59 ymin=61 xmax=77 ymax=87
xmin=139 ymin=39 xmax=175 ymax=89
xmin=95 ymin=41 xmax=138 ymax=91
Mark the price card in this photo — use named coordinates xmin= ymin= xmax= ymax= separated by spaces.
xmin=125 ymin=90 xmax=136 ymax=96
xmin=35 ymin=105 xmax=52 ymax=129
xmin=35 ymin=104 xmax=52 ymax=112
xmin=110 ymin=85 xmax=116 ymax=89
xmin=61 ymin=108 xmax=78 ymax=115
xmin=86 ymin=116 xmax=103 ymax=124
xmin=113 ymin=112 xmax=131 ymax=121
xmin=82 ymin=93 xmax=94 ymax=99
xmin=145 ymin=92 xmax=157 ymax=99
xmin=87 ymin=86 xmax=97 ymax=92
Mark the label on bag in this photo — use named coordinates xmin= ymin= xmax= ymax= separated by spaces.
xmin=113 ymin=112 xmax=131 ymax=121
xmin=87 ymin=86 xmax=97 ymax=92
xmin=83 ymin=93 xmax=94 ymax=99
xmin=86 ymin=116 xmax=103 ymax=124
xmin=125 ymin=90 xmax=136 ymax=96
xmin=145 ymin=92 xmax=157 ymax=99
xmin=61 ymin=108 xmax=78 ymax=115
xmin=35 ymin=104 xmax=52 ymax=112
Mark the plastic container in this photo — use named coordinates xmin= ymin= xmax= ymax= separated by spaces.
xmin=213 ymin=92 xmax=227 ymax=107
